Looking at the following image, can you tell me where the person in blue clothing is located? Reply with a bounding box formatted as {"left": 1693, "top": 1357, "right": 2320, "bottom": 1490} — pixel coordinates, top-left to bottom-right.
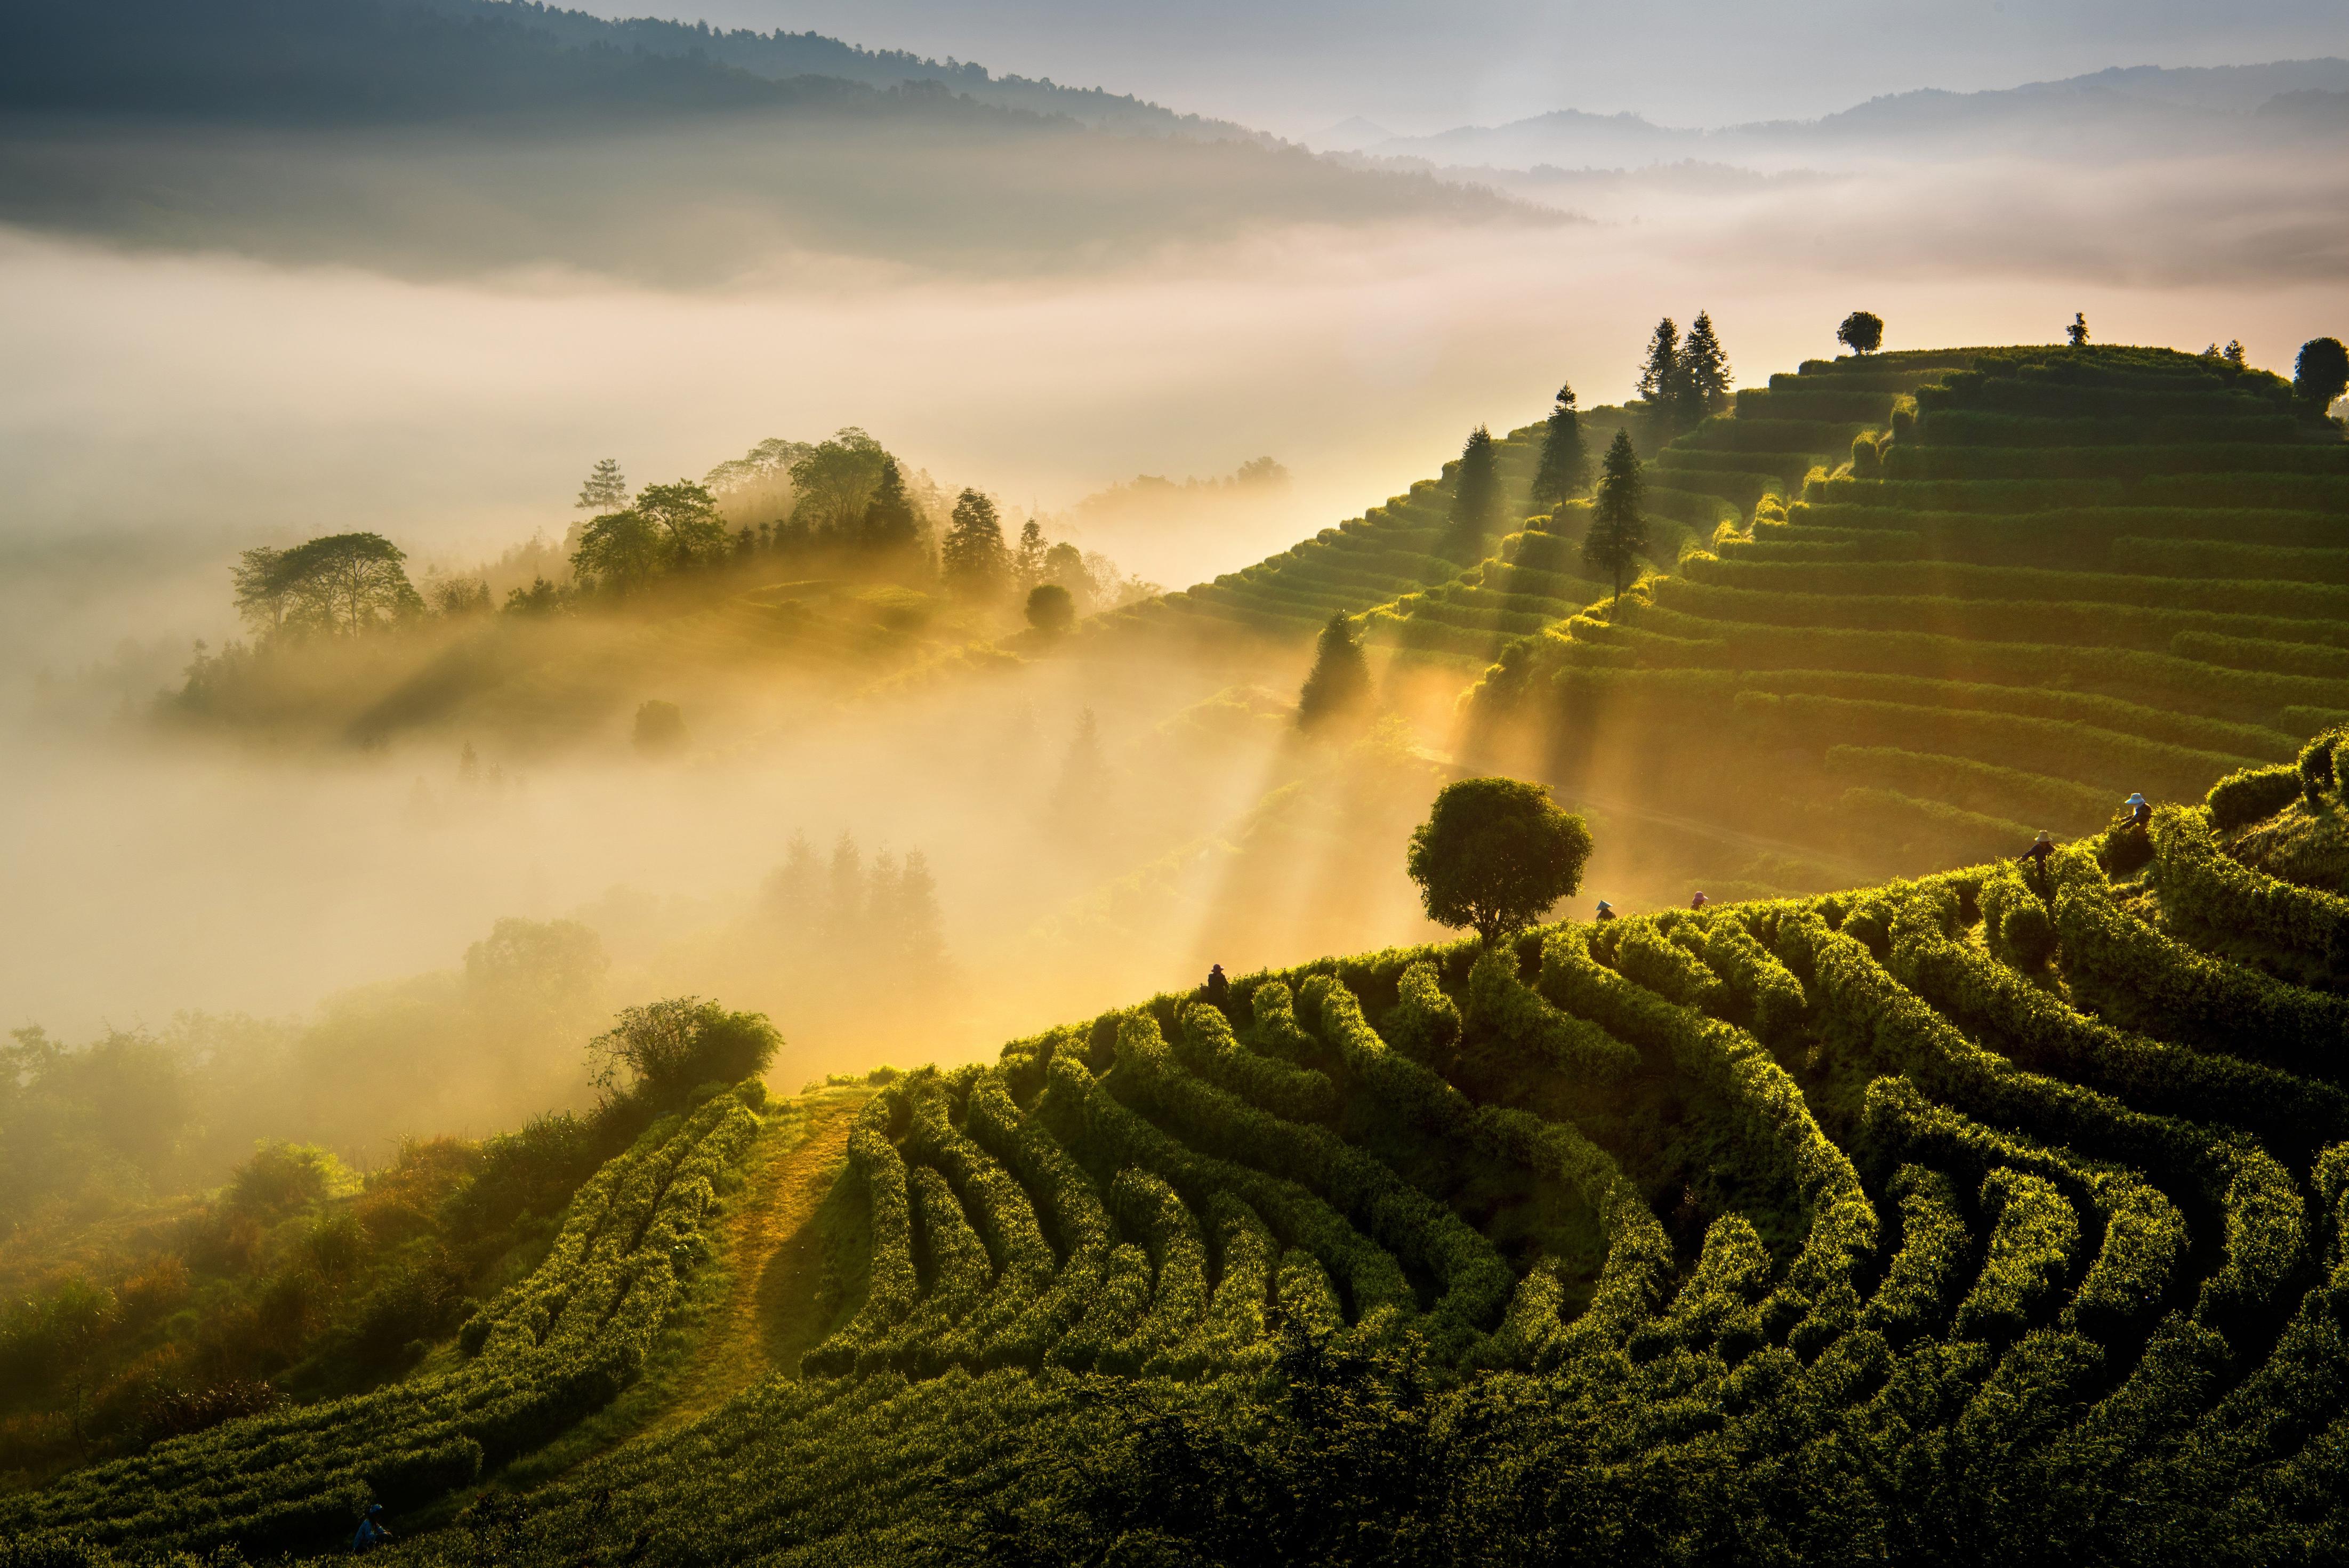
{"left": 2125, "top": 792, "right": 2151, "bottom": 831}
{"left": 352, "top": 1503, "right": 390, "bottom": 1553}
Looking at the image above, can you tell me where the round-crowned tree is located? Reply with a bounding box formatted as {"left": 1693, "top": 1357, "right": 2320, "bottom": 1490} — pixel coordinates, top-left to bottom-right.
{"left": 1025, "top": 582, "right": 1076, "bottom": 635}
{"left": 1405, "top": 777, "right": 1593, "bottom": 945}
{"left": 2294, "top": 337, "right": 2348, "bottom": 412}
{"left": 1836, "top": 311, "right": 1884, "bottom": 355}
{"left": 588, "top": 996, "right": 779, "bottom": 1106}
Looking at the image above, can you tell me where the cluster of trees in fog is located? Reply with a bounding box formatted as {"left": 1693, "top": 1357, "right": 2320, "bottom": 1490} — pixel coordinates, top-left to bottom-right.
{"left": 206, "top": 425, "right": 1157, "bottom": 667}
{"left": 1632, "top": 311, "right": 1734, "bottom": 435}
{"left": 0, "top": 918, "right": 614, "bottom": 1241}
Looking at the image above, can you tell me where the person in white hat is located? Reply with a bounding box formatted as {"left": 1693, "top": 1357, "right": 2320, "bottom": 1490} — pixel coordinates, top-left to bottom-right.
{"left": 1594, "top": 899, "right": 1618, "bottom": 922}
{"left": 2024, "top": 830, "right": 2055, "bottom": 870}
{"left": 2125, "top": 792, "right": 2151, "bottom": 831}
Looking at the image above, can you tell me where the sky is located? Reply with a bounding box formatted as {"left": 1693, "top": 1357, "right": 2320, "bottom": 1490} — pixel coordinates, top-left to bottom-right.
{"left": 571, "top": 0, "right": 2349, "bottom": 135}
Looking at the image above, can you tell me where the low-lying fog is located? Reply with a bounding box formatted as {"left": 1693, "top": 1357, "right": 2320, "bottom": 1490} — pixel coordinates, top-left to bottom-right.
{"left": 4, "top": 145, "right": 2342, "bottom": 1162}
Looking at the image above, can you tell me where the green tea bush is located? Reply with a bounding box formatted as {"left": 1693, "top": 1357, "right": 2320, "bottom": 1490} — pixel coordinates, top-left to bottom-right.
{"left": 1463, "top": 947, "right": 1640, "bottom": 1079}
{"left": 2050, "top": 862, "right": 2349, "bottom": 1074}
{"left": 1173, "top": 1001, "right": 1340, "bottom": 1123}
{"left": 1858, "top": 1166, "right": 1969, "bottom": 1343}
{"left": 1694, "top": 915, "right": 1808, "bottom": 1041}
{"left": 1382, "top": 960, "right": 1464, "bottom": 1064}
{"left": 2206, "top": 762, "right": 2303, "bottom": 830}
{"left": 1980, "top": 862, "right": 2058, "bottom": 969}
{"left": 1098, "top": 1168, "right": 1209, "bottom": 1376}
{"left": 1608, "top": 923, "right": 1727, "bottom": 1013}
{"left": 1952, "top": 1168, "right": 2078, "bottom": 1343}
{"left": 2151, "top": 806, "right": 2349, "bottom": 970}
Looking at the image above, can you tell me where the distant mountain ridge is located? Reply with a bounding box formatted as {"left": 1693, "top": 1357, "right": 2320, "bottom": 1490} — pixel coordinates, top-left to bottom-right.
{"left": 0, "top": 0, "right": 1264, "bottom": 136}
{"left": 1360, "top": 58, "right": 2349, "bottom": 171}
{"left": 420, "top": 0, "right": 1276, "bottom": 142}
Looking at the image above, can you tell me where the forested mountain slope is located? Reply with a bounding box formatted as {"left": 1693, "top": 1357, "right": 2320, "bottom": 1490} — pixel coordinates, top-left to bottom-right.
{"left": 0, "top": 0, "right": 1528, "bottom": 279}
{"left": 421, "top": 0, "right": 1274, "bottom": 141}
{"left": 12, "top": 762, "right": 2349, "bottom": 1563}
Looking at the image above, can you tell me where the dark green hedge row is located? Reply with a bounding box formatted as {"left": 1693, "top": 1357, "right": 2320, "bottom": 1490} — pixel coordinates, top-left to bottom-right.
{"left": 1736, "top": 385, "right": 1905, "bottom": 423}
{"left": 1886, "top": 441, "right": 2348, "bottom": 479}
{"left": 2110, "top": 535, "right": 2349, "bottom": 585}
{"left": 1825, "top": 745, "right": 2115, "bottom": 834}
{"left": 1807, "top": 474, "right": 2349, "bottom": 515}
{"left": 1559, "top": 646, "right": 2302, "bottom": 758}
{"left": 1922, "top": 379, "right": 2287, "bottom": 419}
{"left": 1913, "top": 411, "right": 2313, "bottom": 448}
{"left": 1651, "top": 575, "right": 2349, "bottom": 658}
{"left": 1732, "top": 690, "right": 2254, "bottom": 799}
{"left": 1571, "top": 606, "right": 2349, "bottom": 726}
{"left": 1683, "top": 553, "right": 2349, "bottom": 623}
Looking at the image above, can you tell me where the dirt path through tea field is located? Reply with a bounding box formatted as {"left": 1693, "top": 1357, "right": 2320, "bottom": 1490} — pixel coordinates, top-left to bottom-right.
{"left": 656, "top": 1090, "right": 865, "bottom": 1428}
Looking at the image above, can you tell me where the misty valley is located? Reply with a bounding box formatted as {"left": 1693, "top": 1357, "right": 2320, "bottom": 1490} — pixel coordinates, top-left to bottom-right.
{"left": 5, "top": 2, "right": 2349, "bottom": 1565}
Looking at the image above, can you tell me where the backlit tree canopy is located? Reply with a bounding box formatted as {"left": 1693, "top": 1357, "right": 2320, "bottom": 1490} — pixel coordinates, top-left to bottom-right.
{"left": 231, "top": 533, "right": 423, "bottom": 638}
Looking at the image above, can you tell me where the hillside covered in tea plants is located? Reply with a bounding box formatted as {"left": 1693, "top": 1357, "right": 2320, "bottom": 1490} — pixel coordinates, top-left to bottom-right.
{"left": 1456, "top": 343, "right": 2349, "bottom": 889}
{"left": 10, "top": 747, "right": 2349, "bottom": 1565}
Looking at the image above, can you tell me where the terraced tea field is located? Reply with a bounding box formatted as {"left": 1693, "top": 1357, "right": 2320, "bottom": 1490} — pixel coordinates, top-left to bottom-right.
{"left": 15, "top": 766, "right": 2346, "bottom": 1563}
{"left": 1465, "top": 345, "right": 2349, "bottom": 886}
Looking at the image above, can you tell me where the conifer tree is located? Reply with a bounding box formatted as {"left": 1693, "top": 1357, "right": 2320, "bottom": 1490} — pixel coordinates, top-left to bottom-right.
{"left": 1296, "top": 612, "right": 1372, "bottom": 730}
{"left": 1636, "top": 319, "right": 1679, "bottom": 403}
{"left": 1529, "top": 384, "right": 1588, "bottom": 509}
{"left": 1015, "top": 519, "right": 1049, "bottom": 590}
{"left": 762, "top": 831, "right": 822, "bottom": 938}
{"left": 891, "top": 850, "right": 947, "bottom": 975}
{"left": 1681, "top": 312, "right": 1732, "bottom": 415}
{"left": 858, "top": 456, "right": 921, "bottom": 556}
{"left": 1449, "top": 425, "right": 1502, "bottom": 536}
{"left": 1583, "top": 429, "right": 1648, "bottom": 606}
{"left": 940, "top": 489, "right": 1008, "bottom": 601}
{"left": 2223, "top": 340, "right": 2248, "bottom": 367}
{"left": 576, "top": 459, "right": 628, "bottom": 513}
{"left": 2067, "top": 311, "right": 2090, "bottom": 347}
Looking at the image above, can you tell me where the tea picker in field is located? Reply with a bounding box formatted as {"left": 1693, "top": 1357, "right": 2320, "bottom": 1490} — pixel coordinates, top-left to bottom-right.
{"left": 1204, "top": 964, "right": 1230, "bottom": 1010}
{"left": 2125, "top": 792, "right": 2151, "bottom": 831}
{"left": 2023, "top": 830, "right": 2056, "bottom": 881}
{"left": 1689, "top": 891, "right": 1709, "bottom": 911}
{"left": 351, "top": 1503, "right": 389, "bottom": 1553}
{"left": 1594, "top": 899, "right": 1617, "bottom": 922}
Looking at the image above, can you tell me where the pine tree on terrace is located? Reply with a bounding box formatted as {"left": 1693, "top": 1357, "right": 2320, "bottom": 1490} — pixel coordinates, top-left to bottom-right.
{"left": 858, "top": 456, "right": 921, "bottom": 556}
{"left": 1529, "top": 383, "right": 1589, "bottom": 509}
{"left": 1296, "top": 612, "right": 1372, "bottom": 730}
{"left": 1450, "top": 425, "right": 1501, "bottom": 536}
{"left": 1682, "top": 312, "right": 1733, "bottom": 416}
{"left": 1583, "top": 428, "right": 1648, "bottom": 607}
{"left": 1636, "top": 318, "right": 1680, "bottom": 404}
{"left": 940, "top": 489, "right": 1009, "bottom": 602}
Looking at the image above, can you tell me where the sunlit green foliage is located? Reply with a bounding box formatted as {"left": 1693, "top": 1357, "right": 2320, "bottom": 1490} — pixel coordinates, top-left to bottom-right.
{"left": 1469, "top": 343, "right": 2349, "bottom": 888}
